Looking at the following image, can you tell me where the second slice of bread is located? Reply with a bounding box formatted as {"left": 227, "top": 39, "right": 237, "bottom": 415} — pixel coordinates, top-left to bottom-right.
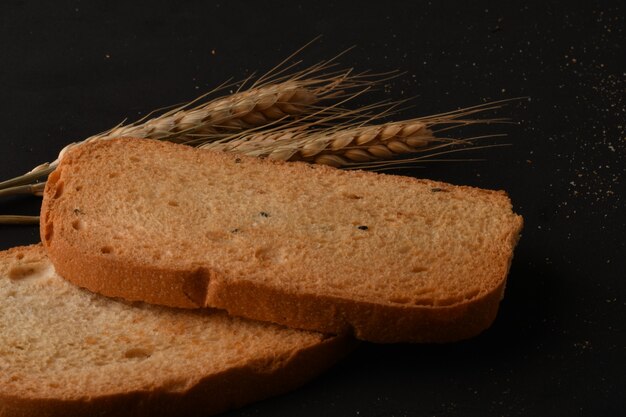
{"left": 42, "top": 138, "right": 523, "bottom": 343}
{"left": 0, "top": 245, "right": 352, "bottom": 417}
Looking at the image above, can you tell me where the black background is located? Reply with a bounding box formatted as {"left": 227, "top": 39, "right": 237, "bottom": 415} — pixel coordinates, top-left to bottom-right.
{"left": 1, "top": 1, "right": 624, "bottom": 416}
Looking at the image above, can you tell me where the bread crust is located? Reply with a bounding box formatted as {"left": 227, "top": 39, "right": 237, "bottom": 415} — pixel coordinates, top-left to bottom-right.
{"left": 0, "top": 245, "right": 355, "bottom": 417}
{"left": 41, "top": 138, "right": 523, "bottom": 343}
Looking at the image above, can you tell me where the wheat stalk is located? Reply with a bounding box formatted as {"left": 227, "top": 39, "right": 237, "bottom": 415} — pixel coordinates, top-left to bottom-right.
{"left": 0, "top": 215, "right": 40, "bottom": 225}
{"left": 0, "top": 183, "right": 45, "bottom": 198}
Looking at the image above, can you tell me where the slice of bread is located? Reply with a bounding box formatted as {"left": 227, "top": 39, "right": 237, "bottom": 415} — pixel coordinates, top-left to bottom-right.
{"left": 41, "top": 138, "right": 523, "bottom": 343}
{"left": 0, "top": 245, "right": 353, "bottom": 417}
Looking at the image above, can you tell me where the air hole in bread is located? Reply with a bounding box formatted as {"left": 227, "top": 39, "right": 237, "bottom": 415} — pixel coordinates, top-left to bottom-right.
{"left": 47, "top": 169, "right": 61, "bottom": 187}
{"left": 108, "top": 172, "right": 119, "bottom": 178}
{"left": 54, "top": 181, "right": 65, "bottom": 198}
{"left": 15, "top": 253, "right": 24, "bottom": 260}
{"left": 254, "top": 246, "right": 286, "bottom": 264}
{"left": 75, "top": 185, "right": 83, "bottom": 191}
{"left": 254, "top": 247, "right": 271, "bottom": 261}
{"left": 130, "top": 156, "right": 140, "bottom": 162}
{"left": 168, "top": 200, "right": 179, "bottom": 207}
{"left": 124, "top": 347, "right": 152, "bottom": 359}
{"left": 100, "top": 246, "right": 113, "bottom": 254}
{"left": 205, "top": 230, "right": 229, "bottom": 242}
{"left": 43, "top": 221, "right": 54, "bottom": 243}
{"left": 71, "top": 219, "right": 84, "bottom": 231}
{"left": 411, "top": 266, "right": 428, "bottom": 273}
{"left": 8, "top": 263, "right": 43, "bottom": 280}
{"left": 343, "top": 193, "right": 363, "bottom": 200}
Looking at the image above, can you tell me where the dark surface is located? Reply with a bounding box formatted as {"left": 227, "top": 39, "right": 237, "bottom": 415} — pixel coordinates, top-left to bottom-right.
{"left": 1, "top": 1, "right": 624, "bottom": 416}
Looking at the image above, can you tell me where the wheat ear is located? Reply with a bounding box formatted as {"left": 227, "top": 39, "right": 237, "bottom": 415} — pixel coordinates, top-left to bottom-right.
{"left": 0, "top": 72, "right": 368, "bottom": 192}
{"left": 93, "top": 80, "right": 342, "bottom": 141}
{"left": 199, "top": 97, "right": 517, "bottom": 168}
{"left": 202, "top": 120, "right": 447, "bottom": 167}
